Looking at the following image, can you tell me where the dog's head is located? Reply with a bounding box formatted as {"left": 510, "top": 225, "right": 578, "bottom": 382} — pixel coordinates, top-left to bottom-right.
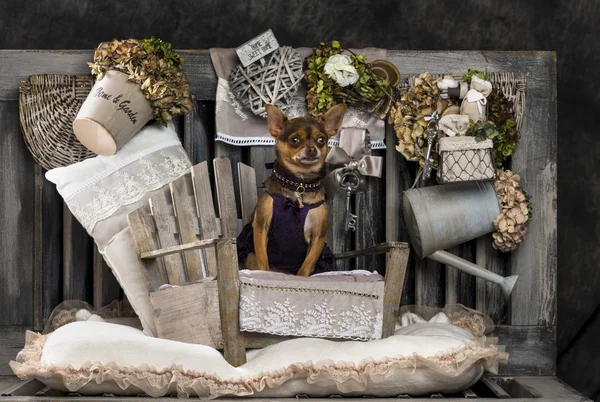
{"left": 266, "top": 104, "right": 346, "bottom": 176}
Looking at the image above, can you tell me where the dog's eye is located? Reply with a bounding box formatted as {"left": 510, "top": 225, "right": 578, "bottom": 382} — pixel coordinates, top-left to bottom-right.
{"left": 317, "top": 137, "right": 326, "bottom": 145}
{"left": 290, "top": 137, "right": 300, "bottom": 145}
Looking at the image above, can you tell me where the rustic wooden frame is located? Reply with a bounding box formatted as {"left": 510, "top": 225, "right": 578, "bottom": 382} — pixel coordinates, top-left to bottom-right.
{"left": 0, "top": 49, "right": 570, "bottom": 400}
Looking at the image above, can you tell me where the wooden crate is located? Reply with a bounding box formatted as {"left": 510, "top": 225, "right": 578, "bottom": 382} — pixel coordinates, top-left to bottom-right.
{"left": 0, "top": 49, "right": 577, "bottom": 400}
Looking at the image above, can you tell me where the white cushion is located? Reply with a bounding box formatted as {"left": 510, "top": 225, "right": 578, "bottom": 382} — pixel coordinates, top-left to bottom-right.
{"left": 10, "top": 317, "right": 505, "bottom": 398}
{"left": 45, "top": 122, "right": 192, "bottom": 336}
{"left": 45, "top": 121, "right": 191, "bottom": 246}
{"left": 101, "top": 228, "right": 156, "bottom": 334}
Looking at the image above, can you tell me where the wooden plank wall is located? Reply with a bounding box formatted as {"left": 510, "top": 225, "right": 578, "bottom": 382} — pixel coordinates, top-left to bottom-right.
{"left": 0, "top": 50, "right": 556, "bottom": 377}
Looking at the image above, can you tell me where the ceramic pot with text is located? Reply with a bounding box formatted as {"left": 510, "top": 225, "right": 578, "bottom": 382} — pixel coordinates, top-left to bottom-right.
{"left": 73, "top": 70, "right": 153, "bottom": 156}
{"left": 73, "top": 37, "right": 192, "bottom": 156}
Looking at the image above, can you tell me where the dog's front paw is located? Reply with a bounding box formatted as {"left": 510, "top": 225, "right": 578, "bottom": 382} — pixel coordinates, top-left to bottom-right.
{"left": 296, "top": 266, "right": 313, "bottom": 277}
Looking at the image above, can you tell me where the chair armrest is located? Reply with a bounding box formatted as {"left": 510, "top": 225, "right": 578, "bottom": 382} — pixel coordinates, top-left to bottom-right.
{"left": 333, "top": 242, "right": 409, "bottom": 260}
{"left": 140, "top": 237, "right": 236, "bottom": 259}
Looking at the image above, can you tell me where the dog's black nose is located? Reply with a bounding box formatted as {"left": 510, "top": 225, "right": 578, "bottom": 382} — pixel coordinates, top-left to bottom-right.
{"left": 306, "top": 147, "right": 317, "bottom": 157}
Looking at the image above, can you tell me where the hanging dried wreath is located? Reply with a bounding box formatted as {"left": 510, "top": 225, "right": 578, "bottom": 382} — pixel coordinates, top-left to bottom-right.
{"left": 304, "top": 41, "right": 395, "bottom": 118}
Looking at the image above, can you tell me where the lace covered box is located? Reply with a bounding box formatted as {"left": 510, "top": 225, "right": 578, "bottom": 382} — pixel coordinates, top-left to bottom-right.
{"left": 238, "top": 270, "right": 385, "bottom": 341}
{"left": 437, "top": 136, "right": 497, "bottom": 184}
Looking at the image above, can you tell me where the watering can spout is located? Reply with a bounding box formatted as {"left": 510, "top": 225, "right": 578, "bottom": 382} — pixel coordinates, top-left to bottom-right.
{"left": 502, "top": 275, "right": 519, "bottom": 298}
{"left": 429, "top": 250, "right": 518, "bottom": 299}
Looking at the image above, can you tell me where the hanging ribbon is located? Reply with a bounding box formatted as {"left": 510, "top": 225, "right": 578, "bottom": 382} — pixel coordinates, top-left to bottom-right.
{"left": 324, "top": 127, "right": 383, "bottom": 197}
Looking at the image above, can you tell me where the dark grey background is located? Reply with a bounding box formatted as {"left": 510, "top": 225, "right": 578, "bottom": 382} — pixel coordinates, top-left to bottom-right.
{"left": 0, "top": 0, "right": 598, "bottom": 399}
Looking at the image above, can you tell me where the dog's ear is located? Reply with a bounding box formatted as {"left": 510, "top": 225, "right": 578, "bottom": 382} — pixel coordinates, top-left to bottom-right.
{"left": 322, "top": 104, "right": 347, "bottom": 137}
{"left": 265, "top": 104, "right": 287, "bottom": 137}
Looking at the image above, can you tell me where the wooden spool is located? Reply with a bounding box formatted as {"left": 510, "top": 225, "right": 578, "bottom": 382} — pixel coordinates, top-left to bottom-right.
{"left": 229, "top": 46, "right": 303, "bottom": 118}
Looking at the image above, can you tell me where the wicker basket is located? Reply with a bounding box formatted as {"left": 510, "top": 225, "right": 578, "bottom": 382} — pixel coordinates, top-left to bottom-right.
{"left": 19, "top": 74, "right": 96, "bottom": 170}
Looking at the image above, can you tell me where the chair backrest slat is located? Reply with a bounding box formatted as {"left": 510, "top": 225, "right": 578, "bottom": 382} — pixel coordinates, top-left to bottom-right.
{"left": 170, "top": 174, "right": 204, "bottom": 282}
{"left": 192, "top": 161, "right": 219, "bottom": 277}
{"left": 237, "top": 162, "right": 257, "bottom": 226}
{"left": 214, "top": 157, "right": 239, "bottom": 237}
{"left": 149, "top": 191, "right": 187, "bottom": 286}
{"left": 127, "top": 205, "right": 169, "bottom": 292}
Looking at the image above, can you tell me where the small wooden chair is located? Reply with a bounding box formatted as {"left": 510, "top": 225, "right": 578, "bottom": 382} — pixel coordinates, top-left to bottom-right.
{"left": 127, "top": 157, "right": 410, "bottom": 366}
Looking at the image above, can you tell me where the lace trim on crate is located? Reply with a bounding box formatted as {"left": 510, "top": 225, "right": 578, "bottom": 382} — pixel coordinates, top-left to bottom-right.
{"left": 216, "top": 131, "right": 386, "bottom": 149}
{"left": 240, "top": 281, "right": 380, "bottom": 299}
{"left": 239, "top": 292, "right": 383, "bottom": 341}
{"left": 68, "top": 146, "right": 191, "bottom": 234}
{"left": 63, "top": 140, "right": 183, "bottom": 200}
{"left": 10, "top": 330, "right": 506, "bottom": 398}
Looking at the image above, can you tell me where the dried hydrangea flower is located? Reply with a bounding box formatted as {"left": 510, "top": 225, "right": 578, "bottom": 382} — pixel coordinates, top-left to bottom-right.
{"left": 87, "top": 37, "right": 192, "bottom": 125}
{"left": 492, "top": 169, "right": 532, "bottom": 252}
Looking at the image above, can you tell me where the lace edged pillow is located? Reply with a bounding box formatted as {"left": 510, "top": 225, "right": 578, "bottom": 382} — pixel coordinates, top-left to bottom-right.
{"left": 10, "top": 317, "right": 506, "bottom": 398}
{"left": 46, "top": 122, "right": 192, "bottom": 246}
{"left": 45, "top": 122, "right": 192, "bottom": 337}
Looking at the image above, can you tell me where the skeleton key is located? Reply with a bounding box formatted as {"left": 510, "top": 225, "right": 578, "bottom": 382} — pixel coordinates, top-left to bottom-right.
{"left": 344, "top": 188, "right": 357, "bottom": 231}
{"left": 423, "top": 118, "right": 440, "bottom": 181}
{"left": 340, "top": 171, "right": 360, "bottom": 231}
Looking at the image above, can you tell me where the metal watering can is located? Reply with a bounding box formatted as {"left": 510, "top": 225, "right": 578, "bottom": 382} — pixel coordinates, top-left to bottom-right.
{"left": 402, "top": 181, "right": 518, "bottom": 298}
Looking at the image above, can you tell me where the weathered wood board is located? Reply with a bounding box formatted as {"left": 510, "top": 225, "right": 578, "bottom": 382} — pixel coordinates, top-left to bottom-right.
{"left": 0, "top": 375, "right": 590, "bottom": 401}
{"left": 0, "top": 101, "right": 35, "bottom": 327}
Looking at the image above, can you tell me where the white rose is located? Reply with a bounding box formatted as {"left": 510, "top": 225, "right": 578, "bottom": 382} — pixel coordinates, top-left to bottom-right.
{"left": 324, "top": 54, "right": 359, "bottom": 87}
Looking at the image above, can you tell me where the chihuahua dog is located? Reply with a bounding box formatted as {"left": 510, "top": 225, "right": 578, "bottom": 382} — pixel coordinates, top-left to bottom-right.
{"left": 236, "top": 103, "right": 347, "bottom": 276}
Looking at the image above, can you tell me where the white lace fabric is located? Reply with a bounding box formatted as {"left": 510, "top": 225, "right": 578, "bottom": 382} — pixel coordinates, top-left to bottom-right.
{"left": 67, "top": 145, "right": 191, "bottom": 234}
{"left": 215, "top": 77, "right": 249, "bottom": 121}
{"left": 239, "top": 274, "right": 385, "bottom": 341}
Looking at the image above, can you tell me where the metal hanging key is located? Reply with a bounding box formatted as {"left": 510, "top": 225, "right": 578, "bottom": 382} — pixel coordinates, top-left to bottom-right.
{"left": 340, "top": 171, "right": 360, "bottom": 231}
{"left": 423, "top": 113, "right": 440, "bottom": 181}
